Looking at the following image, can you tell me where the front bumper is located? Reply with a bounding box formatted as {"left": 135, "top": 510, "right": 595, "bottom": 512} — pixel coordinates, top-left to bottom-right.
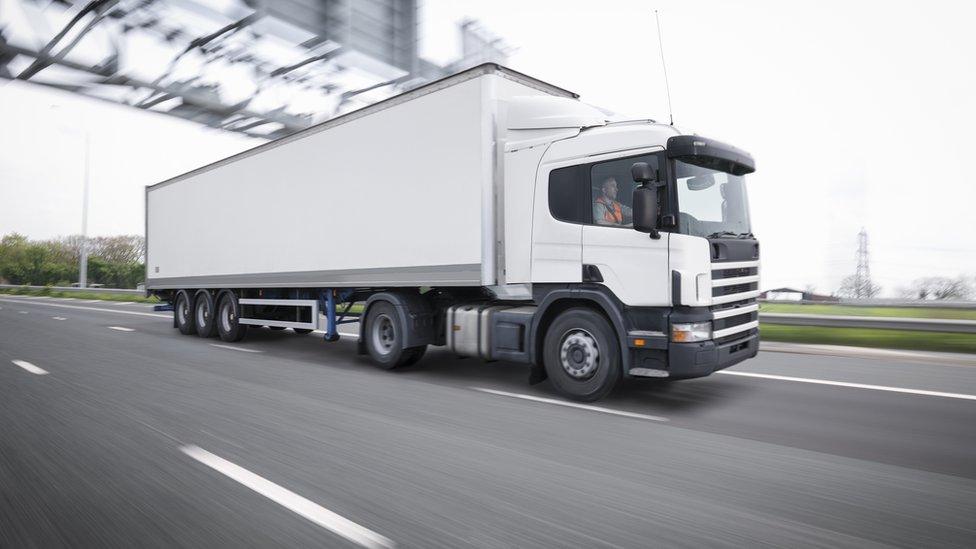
{"left": 661, "top": 331, "right": 758, "bottom": 379}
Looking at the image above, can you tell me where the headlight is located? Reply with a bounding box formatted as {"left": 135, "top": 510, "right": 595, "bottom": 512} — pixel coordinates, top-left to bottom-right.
{"left": 671, "top": 321, "right": 712, "bottom": 342}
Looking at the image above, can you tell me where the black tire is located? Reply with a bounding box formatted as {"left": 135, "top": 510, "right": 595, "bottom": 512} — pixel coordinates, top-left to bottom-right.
{"left": 543, "top": 307, "right": 621, "bottom": 402}
{"left": 174, "top": 290, "right": 196, "bottom": 335}
{"left": 401, "top": 345, "right": 427, "bottom": 366}
{"left": 293, "top": 328, "right": 313, "bottom": 335}
{"left": 216, "top": 292, "right": 248, "bottom": 343}
{"left": 363, "top": 301, "right": 420, "bottom": 369}
{"left": 269, "top": 326, "right": 286, "bottom": 331}
{"left": 194, "top": 291, "right": 217, "bottom": 338}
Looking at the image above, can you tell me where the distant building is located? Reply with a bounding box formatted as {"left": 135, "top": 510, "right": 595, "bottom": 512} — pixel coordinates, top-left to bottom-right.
{"left": 760, "top": 287, "right": 838, "bottom": 302}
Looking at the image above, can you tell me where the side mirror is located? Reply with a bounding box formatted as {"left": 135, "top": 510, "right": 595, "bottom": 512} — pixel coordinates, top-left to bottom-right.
{"left": 631, "top": 162, "right": 657, "bottom": 184}
{"left": 632, "top": 185, "right": 660, "bottom": 236}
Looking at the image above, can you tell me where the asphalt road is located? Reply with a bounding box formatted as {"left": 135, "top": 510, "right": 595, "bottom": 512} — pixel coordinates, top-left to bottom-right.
{"left": 1, "top": 295, "right": 975, "bottom": 548}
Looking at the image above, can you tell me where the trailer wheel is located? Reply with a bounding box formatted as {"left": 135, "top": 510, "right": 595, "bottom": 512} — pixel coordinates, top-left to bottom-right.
{"left": 174, "top": 290, "right": 196, "bottom": 335}
{"left": 293, "top": 328, "right": 313, "bottom": 335}
{"left": 364, "top": 301, "right": 421, "bottom": 369}
{"left": 543, "top": 307, "right": 621, "bottom": 402}
{"left": 269, "top": 326, "right": 286, "bottom": 331}
{"left": 194, "top": 291, "right": 217, "bottom": 338}
{"left": 216, "top": 292, "right": 248, "bottom": 342}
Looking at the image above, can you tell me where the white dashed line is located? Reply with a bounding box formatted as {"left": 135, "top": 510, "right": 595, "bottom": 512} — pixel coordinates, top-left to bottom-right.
{"left": 108, "top": 326, "right": 135, "bottom": 332}
{"left": 210, "top": 344, "right": 263, "bottom": 353}
{"left": 52, "top": 316, "right": 67, "bottom": 320}
{"left": 181, "top": 445, "right": 395, "bottom": 549}
{"left": 12, "top": 360, "right": 48, "bottom": 375}
{"left": 114, "top": 301, "right": 133, "bottom": 305}
{"left": 472, "top": 387, "right": 668, "bottom": 422}
{"left": 18, "top": 311, "right": 28, "bottom": 314}
{"left": 716, "top": 370, "right": 976, "bottom": 401}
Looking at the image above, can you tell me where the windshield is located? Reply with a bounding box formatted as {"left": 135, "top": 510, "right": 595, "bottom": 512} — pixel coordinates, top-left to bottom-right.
{"left": 674, "top": 159, "right": 751, "bottom": 238}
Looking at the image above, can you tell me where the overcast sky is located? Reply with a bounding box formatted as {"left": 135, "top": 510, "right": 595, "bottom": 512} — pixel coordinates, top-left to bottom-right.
{"left": 1, "top": 0, "right": 974, "bottom": 295}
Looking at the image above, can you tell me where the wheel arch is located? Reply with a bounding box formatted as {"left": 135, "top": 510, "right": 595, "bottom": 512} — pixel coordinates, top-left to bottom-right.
{"left": 530, "top": 289, "right": 630, "bottom": 374}
{"left": 359, "top": 291, "right": 437, "bottom": 353}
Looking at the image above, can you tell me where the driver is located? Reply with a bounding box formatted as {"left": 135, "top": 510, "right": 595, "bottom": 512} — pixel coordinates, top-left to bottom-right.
{"left": 593, "top": 177, "right": 632, "bottom": 226}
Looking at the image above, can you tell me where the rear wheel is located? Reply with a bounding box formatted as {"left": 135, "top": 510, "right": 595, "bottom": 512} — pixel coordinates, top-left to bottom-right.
{"left": 543, "top": 307, "right": 621, "bottom": 402}
{"left": 194, "top": 291, "right": 217, "bottom": 338}
{"left": 216, "top": 292, "right": 248, "bottom": 342}
{"left": 293, "top": 328, "right": 313, "bottom": 335}
{"left": 363, "top": 301, "right": 424, "bottom": 369}
{"left": 174, "top": 291, "right": 195, "bottom": 335}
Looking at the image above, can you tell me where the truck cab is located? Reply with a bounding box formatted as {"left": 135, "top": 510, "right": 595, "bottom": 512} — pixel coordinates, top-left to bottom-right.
{"left": 502, "top": 96, "right": 759, "bottom": 394}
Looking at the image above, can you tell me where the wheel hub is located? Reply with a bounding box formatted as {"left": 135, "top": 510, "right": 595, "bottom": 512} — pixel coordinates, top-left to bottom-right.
{"left": 371, "top": 314, "right": 396, "bottom": 355}
{"left": 559, "top": 329, "right": 599, "bottom": 380}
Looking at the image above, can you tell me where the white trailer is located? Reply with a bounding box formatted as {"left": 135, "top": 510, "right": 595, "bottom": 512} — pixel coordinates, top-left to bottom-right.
{"left": 147, "top": 64, "right": 761, "bottom": 401}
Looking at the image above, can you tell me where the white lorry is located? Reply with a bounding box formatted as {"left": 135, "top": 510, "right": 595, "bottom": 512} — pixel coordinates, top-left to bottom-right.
{"left": 146, "top": 64, "right": 760, "bottom": 401}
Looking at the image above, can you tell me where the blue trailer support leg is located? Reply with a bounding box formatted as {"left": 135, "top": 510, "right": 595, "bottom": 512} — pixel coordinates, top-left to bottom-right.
{"left": 319, "top": 289, "right": 358, "bottom": 342}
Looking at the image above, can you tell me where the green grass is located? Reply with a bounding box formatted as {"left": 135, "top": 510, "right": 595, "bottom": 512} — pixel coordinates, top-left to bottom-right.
{"left": 0, "top": 286, "right": 159, "bottom": 303}
{"left": 760, "top": 302, "right": 976, "bottom": 321}
{"left": 759, "top": 324, "right": 976, "bottom": 354}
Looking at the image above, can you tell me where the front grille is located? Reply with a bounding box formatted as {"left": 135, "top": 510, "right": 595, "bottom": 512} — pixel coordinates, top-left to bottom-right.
{"left": 709, "top": 261, "right": 759, "bottom": 342}
{"left": 716, "top": 327, "right": 758, "bottom": 345}
{"left": 713, "top": 282, "right": 758, "bottom": 298}
{"left": 712, "top": 267, "right": 758, "bottom": 280}
{"left": 712, "top": 311, "right": 757, "bottom": 331}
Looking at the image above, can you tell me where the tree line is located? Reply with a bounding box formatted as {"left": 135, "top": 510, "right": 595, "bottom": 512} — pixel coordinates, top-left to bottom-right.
{"left": 0, "top": 233, "right": 145, "bottom": 289}
{"left": 836, "top": 273, "right": 974, "bottom": 300}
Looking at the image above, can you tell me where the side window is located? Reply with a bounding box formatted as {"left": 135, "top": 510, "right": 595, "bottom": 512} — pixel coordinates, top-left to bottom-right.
{"left": 589, "top": 154, "right": 659, "bottom": 228}
{"left": 548, "top": 165, "right": 587, "bottom": 224}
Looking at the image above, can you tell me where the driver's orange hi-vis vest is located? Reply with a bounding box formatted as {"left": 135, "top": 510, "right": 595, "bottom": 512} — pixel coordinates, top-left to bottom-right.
{"left": 596, "top": 196, "right": 623, "bottom": 223}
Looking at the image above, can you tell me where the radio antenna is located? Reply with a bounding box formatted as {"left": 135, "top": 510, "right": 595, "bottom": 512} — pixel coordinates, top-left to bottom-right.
{"left": 654, "top": 10, "right": 674, "bottom": 125}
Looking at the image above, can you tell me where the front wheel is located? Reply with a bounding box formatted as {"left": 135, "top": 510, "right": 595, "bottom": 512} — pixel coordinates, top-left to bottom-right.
{"left": 543, "top": 308, "right": 621, "bottom": 402}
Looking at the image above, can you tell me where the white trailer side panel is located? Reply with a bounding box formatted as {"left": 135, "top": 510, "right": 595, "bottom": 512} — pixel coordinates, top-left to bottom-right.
{"left": 147, "top": 77, "right": 490, "bottom": 289}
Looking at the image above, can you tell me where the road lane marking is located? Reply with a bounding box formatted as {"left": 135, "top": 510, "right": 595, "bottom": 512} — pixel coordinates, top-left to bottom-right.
{"left": 181, "top": 445, "right": 394, "bottom": 549}
{"left": 472, "top": 388, "right": 668, "bottom": 422}
{"left": 210, "top": 344, "right": 263, "bottom": 353}
{"left": 18, "top": 311, "right": 28, "bottom": 314}
{"left": 114, "top": 301, "right": 133, "bottom": 305}
{"left": 52, "top": 316, "right": 67, "bottom": 320}
{"left": 716, "top": 370, "right": 976, "bottom": 401}
{"left": 108, "top": 326, "right": 135, "bottom": 332}
{"left": 12, "top": 360, "right": 48, "bottom": 375}
{"left": 0, "top": 298, "right": 170, "bottom": 318}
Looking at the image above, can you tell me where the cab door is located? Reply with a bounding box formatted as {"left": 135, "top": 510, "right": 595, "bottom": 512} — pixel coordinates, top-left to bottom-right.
{"left": 531, "top": 162, "right": 585, "bottom": 283}
{"left": 581, "top": 151, "right": 671, "bottom": 307}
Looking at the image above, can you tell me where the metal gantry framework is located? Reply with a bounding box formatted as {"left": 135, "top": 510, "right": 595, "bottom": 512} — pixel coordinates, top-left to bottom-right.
{"left": 0, "top": 0, "right": 508, "bottom": 139}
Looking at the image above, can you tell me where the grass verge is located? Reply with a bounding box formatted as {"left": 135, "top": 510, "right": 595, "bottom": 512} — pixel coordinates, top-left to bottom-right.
{"left": 760, "top": 302, "right": 976, "bottom": 321}
{"left": 0, "top": 287, "right": 159, "bottom": 303}
{"left": 759, "top": 324, "right": 976, "bottom": 354}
